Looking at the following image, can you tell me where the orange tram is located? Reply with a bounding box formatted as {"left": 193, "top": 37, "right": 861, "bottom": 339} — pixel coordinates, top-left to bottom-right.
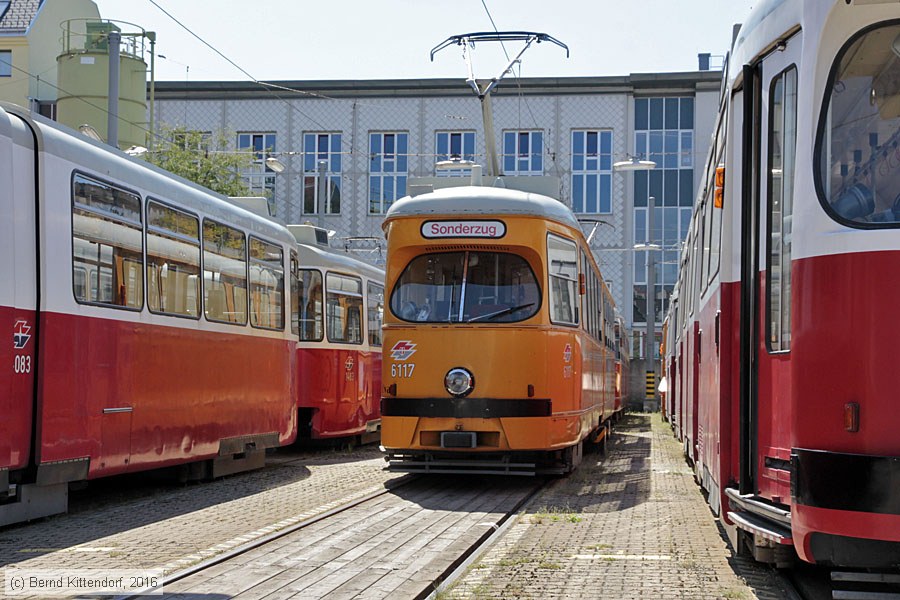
{"left": 380, "top": 185, "right": 625, "bottom": 475}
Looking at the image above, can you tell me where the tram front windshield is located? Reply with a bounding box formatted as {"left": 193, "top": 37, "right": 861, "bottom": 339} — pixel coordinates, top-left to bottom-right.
{"left": 390, "top": 251, "right": 540, "bottom": 323}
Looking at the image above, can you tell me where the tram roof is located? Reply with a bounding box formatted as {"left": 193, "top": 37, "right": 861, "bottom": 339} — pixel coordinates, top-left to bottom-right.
{"left": 296, "top": 241, "right": 385, "bottom": 281}
{"left": 384, "top": 186, "right": 581, "bottom": 232}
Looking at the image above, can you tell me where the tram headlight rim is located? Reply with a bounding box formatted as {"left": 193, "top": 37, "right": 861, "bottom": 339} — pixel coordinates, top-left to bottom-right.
{"left": 444, "top": 367, "right": 475, "bottom": 398}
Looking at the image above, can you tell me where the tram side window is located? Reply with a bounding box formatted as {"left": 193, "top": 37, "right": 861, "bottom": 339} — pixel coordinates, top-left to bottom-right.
{"left": 581, "top": 252, "right": 594, "bottom": 339}
{"left": 768, "top": 66, "right": 798, "bottom": 352}
{"left": 146, "top": 200, "right": 200, "bottom": 318}
{"left": 72, "top": 174, "right": 143, "bottom": 309}
{"left": 547, "top": 234, "right": 578, "bottom": 326}
{"left": 249, "top": 238, "right": 285, "bottom": 330}
{"left": 367, "top": 281, "right": 384, "bottom": 347}
{"left": 326, "top": 273, "right": 363, "bottom": 344}
{"left": 818, "top": 23, "right": 900, "bottom": 226}
{"left": 203, "top": 220, "right": 248, "bottom": 325}
{"left": 298, "top": 269, "right": 324, "bottom": 341}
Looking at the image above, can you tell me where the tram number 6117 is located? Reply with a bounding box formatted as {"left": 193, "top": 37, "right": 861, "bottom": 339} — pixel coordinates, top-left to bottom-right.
{"left": 391, "top": 363, "right": 415, "bottom": 378}
{"left": 14, "top": 354, "right": 31, "bottom": 374}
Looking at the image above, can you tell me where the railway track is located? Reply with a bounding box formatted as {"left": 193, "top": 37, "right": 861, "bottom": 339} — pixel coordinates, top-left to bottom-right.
{"left": 115, "top": 475, "right": 549, "bottom": 599}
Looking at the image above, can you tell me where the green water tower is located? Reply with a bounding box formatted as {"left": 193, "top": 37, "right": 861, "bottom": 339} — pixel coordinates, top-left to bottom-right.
{"left": 56, "top": 19, "right": 150, "bottom": 149}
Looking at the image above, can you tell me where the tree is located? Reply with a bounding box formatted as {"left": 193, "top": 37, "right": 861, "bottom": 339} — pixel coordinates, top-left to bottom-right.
{"left": 144, "top": 125, "right": 258, "bottom": 198}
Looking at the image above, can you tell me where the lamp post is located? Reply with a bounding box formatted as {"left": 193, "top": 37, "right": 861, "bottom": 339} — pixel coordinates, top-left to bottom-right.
{"left": 632, "top": 198, "right": 660, "bottom": 411}
{"left": 646, "top": 195, "right": 657, "bottom": 402}
{"left": 613, "top": 155, "right": 657, "bottom": 409}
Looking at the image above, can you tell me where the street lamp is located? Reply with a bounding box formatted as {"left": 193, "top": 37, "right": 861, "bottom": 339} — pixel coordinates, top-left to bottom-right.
{"left": 264, "top": 156, "right": 286, "bottom": 173}
{"left": 634, "top": 195, "right": 659, "bottom": 364}
{"left": 614, "top": 155, "right": 657, "bottom": 409}
{"left": 613, "top": 156, "right": 657, "bottom": 171}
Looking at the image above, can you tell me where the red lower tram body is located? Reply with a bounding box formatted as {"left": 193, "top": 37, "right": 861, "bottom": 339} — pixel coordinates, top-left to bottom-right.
{"left": 36, "top": 312, "right": 296, "bottom": 475}
{"left": 2, "top": 309, "right": 297, "bottom": 526}
{"left": 297, "top": 346, "right": 381, "bottom": 441}
{"left": 789, "top": 252, "right": 900, "bottom": 564}
{"left": 671, "top": 253, "right": 900, "bottom": 567}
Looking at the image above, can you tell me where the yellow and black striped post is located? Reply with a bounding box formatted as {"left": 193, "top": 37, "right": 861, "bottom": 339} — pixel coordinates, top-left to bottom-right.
{"left": 645, "top": 371, "right": 656, "bottom": 399}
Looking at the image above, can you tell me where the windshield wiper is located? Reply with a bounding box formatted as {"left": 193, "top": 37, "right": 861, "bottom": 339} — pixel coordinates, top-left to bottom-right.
{"left": 467, "top": 302, "right": 535, "bottom": 323}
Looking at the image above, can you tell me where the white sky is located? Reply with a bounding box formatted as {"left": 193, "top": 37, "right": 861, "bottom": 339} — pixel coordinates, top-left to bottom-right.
{"left": 91, "top": 1, "right": 756, "bottom": 83}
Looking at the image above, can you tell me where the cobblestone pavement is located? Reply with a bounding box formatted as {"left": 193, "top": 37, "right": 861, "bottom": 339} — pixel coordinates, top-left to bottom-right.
{"left": 446, "top": 413, "right": 793, "bottom": 600}
{"left": 0, "top": 445, "right": 404, "bottom": 591}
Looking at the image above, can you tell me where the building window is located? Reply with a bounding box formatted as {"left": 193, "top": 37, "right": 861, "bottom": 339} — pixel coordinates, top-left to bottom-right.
{"left": 369, "top": 132, "right": 408, "bottom": 214}
{"left": 435, "top": 131, "right": 476, "bottom": 176}
{"left": 0, "top": 50, "right": 10, "bottom": 77}
{"left": 175, "top": 129, "right": 211, "bottom": 152}
{"left": 303, "top": 132, "right": 342, "bottom": 215}
{"left": 237, "top": 132, "right": 277, "bottom": 214}
{"left": 632, "top": 97, "right": 694, "bottom": 325}
{"left": 36, "top": 101, "right": 56, "bottom": 120}
{"left": 503, "top": 130, "right": 543, "bottom": 175}
{"left": 571, "top": 130, "right": 613, "bottom": 214}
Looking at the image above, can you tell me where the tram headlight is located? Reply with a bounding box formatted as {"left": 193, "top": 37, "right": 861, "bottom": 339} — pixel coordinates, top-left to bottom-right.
{"left": 444, "top": 368, "right": 474, "bottom": 398}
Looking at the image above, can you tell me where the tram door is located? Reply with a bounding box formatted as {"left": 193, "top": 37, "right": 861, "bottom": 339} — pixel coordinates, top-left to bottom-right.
{"left": 738, "top": 34, "right": 801, "bottom": 500}
{"left": 1, "top": 109, "right": 38, "bottom": 482}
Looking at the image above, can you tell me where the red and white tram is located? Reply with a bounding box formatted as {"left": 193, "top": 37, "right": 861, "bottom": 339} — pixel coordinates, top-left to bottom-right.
{"left": 664, "top": 0, "right": 900, "bottom": 567}
{"left": 0, "top": 102, "right": 297, "bottom": 525}
{"left": 291, "top": 225, "right": 384, "bottom": 442}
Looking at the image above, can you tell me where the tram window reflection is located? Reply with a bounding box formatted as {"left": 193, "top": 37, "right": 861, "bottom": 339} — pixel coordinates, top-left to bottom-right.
{"left": 326, "top": 272, "right": 364, "bottom": 344}
{"left": 298, "top": 269, "right": 324, "bottom": 341}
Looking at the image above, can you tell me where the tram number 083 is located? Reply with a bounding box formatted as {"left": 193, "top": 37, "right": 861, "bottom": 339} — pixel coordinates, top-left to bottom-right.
{"left": 391, "top": 363, "right": 415, "bottom": 378}
{"left": 14, "top": 354, "right": 32, "bottom": 374}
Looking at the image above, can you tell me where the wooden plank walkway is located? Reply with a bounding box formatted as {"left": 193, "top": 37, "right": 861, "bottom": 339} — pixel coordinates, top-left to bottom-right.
{"left": 161, "top": 476, "right": 539, "bottom": 599}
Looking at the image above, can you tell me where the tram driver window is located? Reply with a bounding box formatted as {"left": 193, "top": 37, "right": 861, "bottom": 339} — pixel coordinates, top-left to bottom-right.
{"left": 819, "top": 23, "right": 900, "bottom": 226}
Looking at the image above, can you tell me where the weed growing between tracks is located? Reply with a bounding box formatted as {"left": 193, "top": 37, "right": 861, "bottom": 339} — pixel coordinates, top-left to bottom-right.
{"left": 528, "top": 504, "right": 582, "bottom": 524}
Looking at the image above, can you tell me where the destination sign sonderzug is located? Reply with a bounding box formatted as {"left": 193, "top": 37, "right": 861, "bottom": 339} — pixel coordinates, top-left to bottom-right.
{"left": 420, "top": 220, "right": 506, "bottom": 239}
